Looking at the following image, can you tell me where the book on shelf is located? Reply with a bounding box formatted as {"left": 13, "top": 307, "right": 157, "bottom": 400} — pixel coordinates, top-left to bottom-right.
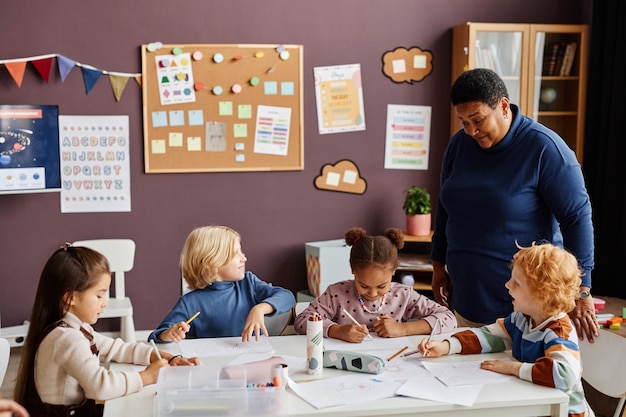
{"left": 542, "top": 41, "right": 561, "bottom": 76}
{"left": 553, "top": 42, "right": 567, "bottom": 77}
{"left": 559, "top": 41, "right": 577, "bottom": 76}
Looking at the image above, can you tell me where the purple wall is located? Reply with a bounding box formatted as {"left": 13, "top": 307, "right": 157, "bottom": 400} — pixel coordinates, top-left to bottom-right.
{"left": 0, "top": 0, "right": 587, "bottom": 331}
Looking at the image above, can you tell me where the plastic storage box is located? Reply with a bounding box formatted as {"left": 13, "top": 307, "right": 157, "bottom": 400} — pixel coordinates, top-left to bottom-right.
{"left": 154, "top": 365, "right": 287, "bottom": 417}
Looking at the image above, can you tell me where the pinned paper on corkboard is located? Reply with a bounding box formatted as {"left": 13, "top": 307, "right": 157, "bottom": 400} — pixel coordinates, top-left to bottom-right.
{"left": 382, "top": 46, "right": 433, "bottom": 84}
{"left": 313, "top": 159, "right": 367, "bottom": 195}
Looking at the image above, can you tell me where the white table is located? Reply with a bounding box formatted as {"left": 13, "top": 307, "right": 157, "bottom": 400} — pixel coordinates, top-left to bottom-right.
{"left": 103, "top": 335, "right": 568, "bottom": 417}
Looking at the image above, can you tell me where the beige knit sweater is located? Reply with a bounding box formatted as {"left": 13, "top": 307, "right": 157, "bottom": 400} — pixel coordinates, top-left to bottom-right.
{"left": 34, "top": 312, "right": 152, "bottom": 404}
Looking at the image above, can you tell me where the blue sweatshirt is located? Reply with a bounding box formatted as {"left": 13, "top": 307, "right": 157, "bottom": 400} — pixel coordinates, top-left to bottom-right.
{"left": 431, "top": 104, "right": 594, "bottom": 323}
{"left": 149, "top": 271, "right": 295, "bottom": 341}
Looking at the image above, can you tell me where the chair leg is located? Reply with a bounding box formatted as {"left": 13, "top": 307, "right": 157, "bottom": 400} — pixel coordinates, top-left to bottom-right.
{"left": 613, "top": 397, "right": 625, "bottom": 417}
{"left": 120, "top": 316, "right": 136, "bottom": 343}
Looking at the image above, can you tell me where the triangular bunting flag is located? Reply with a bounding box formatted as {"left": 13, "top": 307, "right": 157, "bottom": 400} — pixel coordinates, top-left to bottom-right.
{"left": 134, "top": 75, "right": 142, "bottom": 87}
{"left": 5, "top": 61, "right": 27, "bottom": 88}
{"left": 108, "top": 74, "right": 130, "bottom": 101}
{"left": 57, "top": 55, "right": 77, "bottom": 82}
{"left": 31, "top": 57, "right": 54, "bottom": 83}
{"left": 81, "top": 66, "right": 103, "bottom": 94}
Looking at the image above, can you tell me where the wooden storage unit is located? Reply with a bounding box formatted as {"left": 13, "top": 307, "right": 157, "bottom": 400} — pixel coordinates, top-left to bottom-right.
{"left": 451, "top": 23, "right": 588, "bottom": 164}
{"left": 397, "top": 231, "right": 433, "bottom": 293}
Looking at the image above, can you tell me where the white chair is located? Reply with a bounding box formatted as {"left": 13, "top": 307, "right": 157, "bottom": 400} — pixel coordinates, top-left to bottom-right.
{"left": 0, "top": 311, "right": 29, "bottom": 348}
{"left": 264, "top": 310, "right": 292, "bottom": 336}
{"left": 294, "top": 301, "right": 310, "bottom": 317}
{"left": 0, "top": 336, "right": 9, "bottom": 387}
{"left": 73, "top": 239, "right": 137, "bottom": 342}
{"left": 579, "top": 329, "right": 626, "bottom": 417}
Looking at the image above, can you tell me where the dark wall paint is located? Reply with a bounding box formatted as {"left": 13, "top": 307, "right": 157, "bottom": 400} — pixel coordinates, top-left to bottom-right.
{"left": 0, "top": 0, "right": 587, "bottom": 331}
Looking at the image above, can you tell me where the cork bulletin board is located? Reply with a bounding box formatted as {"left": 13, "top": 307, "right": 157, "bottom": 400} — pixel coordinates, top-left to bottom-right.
{"left": 141, "top": 43, "right": 303, "bottom": 173}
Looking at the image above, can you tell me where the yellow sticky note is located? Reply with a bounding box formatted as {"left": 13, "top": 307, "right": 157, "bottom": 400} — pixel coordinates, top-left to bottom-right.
{"left": 187, "top": 136, "right": 201, "bottom": 151}
{"left": 169, "top": 132, "right": 183, "bottom": 147}
{"left": 233, "top": 123, "right": 248, "bottom": 138}
{"left": 238, "top": 104, "right": 252, "bottom": 119}
{"left": 151, "top": 139, "right": 166, "bottom": 154}
{"left": 219, "top": 101, "right": 233, "bottom": 116}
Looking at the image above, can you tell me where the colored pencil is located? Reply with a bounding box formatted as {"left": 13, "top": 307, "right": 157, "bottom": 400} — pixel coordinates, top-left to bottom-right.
{"left": 186, "top": 311, "right": 200, "bottom": 325}
{"left": 342, "top": 308, "right": 374, "bottom": 340}
{"left": 387, "top": 345, "right": 408, "bottom": 361}
{"left": 150, "top": 339, "right": 162, "bottom": 360}
{"left": 402, "top": 318, "right": 440, "bottom": 357}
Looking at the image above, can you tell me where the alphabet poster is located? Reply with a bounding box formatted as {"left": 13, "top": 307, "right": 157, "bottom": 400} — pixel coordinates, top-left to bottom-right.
{"left": 58, "top": 115, "right": 131, "bottom": 213}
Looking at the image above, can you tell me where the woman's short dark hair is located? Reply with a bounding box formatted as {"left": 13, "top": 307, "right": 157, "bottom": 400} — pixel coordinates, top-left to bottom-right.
{"left": 450, "top": 68, "right": 509, "bottom": 108}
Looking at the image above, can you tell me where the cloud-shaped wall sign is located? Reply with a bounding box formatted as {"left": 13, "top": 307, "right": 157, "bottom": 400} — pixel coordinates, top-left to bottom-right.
{"left": 382, "top": 46, "right": 433, "bottom": 84}
{"left": 314, "top": 159, "right": 367, "bottom": 195}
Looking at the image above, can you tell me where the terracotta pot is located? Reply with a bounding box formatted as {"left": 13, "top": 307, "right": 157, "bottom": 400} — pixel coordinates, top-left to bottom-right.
{"left": 406, "top": 213, "right": 431, "bottom": 236}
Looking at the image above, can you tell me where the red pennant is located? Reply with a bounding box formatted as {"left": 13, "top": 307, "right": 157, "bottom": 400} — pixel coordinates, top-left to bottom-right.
{"left": 5, "top": 61, "right": 27, "bottom": 88}
{"left": 31, "top": 57, "right": 54, "bottom": 83}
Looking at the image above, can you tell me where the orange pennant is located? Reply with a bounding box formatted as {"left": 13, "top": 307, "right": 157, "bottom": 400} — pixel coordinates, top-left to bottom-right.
{"left": 108, "top": 74, "right": 130, "bottom": 101}
{"left": 134, "top": 75, "right": 142, "bottom": 87}
{"left": 31, "top": 57, "right": 54, "bottom": 83}
{"left": 5, "top": 61, "right": 27, "bottom": 88}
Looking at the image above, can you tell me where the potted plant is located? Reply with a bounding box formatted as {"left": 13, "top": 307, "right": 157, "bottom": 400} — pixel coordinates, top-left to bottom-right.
{"left": 403, "top": 186, "right": 432, "bottom": 236}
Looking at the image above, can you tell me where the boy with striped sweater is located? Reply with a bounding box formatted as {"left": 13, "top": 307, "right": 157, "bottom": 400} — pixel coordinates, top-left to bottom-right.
{"left": 419, "top": 242, "right": 595, "bottom": 417}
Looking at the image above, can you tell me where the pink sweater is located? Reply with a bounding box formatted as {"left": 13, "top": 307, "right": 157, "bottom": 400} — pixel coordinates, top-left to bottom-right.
{"left": 294, "top": 280, "right": 456, "bottom": 337}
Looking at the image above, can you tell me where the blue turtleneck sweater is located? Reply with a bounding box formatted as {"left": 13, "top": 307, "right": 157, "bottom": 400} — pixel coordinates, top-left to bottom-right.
{"left": 431, "top": 104, "right": 594, "bottom": 323}
{"left": 149, "top": 271, "right": 295, "bottom": 341}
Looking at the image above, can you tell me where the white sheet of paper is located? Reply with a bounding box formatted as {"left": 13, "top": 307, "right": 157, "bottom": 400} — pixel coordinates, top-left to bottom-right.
{"left": 288, "top": 373, "right": 400, "bottom": 409}
{"left": 179, "top": 336, "right": 274, "bottom": 358}
{"left": 396, "top": 373, "right": 483, "bottom": 406}
{"left": 421, "top": 360, "right": 515, "bottom": 386}
{"left": 323, "top": 334, "right": 414, "bottom": 352}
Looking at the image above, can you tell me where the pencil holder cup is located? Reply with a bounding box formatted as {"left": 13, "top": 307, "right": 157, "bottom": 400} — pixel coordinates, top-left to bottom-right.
{"left": 306, "top": 318, "right": 323, "bottom": 376}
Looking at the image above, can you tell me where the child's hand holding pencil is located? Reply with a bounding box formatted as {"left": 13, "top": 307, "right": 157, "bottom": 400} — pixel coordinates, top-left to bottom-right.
{"left": 157, "top": 312, "right": 200, "bottom": 343}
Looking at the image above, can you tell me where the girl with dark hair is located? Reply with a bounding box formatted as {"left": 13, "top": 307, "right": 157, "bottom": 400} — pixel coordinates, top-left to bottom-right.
{"left": 14, "top": 244, "right": 198, "bottom": 417}
{"left": 295, "top": 227, "right": 456, "bottom": 343}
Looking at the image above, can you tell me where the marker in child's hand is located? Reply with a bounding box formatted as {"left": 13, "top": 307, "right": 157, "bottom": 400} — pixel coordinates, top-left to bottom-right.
{"left": 150, "top": 339, "right": 162, "bottom": 360}
{"left": 186, "top": 311, "right": 200, "bottom": 325}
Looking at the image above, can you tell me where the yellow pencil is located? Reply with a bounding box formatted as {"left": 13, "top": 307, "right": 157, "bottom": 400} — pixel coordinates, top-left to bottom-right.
{"left": 186, "top": 311, "right": 200, "bottom": 325}
{"left": 387, "top": 345, "right": 408, "bottom": 362}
